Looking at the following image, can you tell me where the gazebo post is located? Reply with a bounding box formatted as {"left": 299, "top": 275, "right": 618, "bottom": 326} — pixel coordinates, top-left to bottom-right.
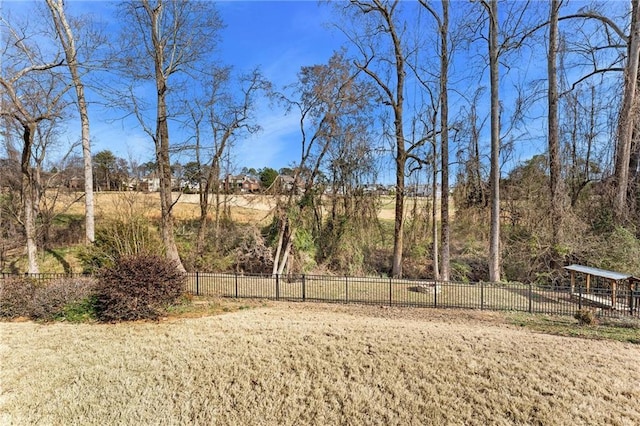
{"left": 586, "top": 274, "right": 591, "bottom": 293}
{"left": 570, "top": 270, "right": 575, "bottom": 293}
{"left": 611, "top": 279, "right": 617, "bottom": 310}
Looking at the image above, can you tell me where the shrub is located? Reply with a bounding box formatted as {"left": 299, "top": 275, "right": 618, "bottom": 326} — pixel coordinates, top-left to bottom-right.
{"left": 574, "top": 309, "right": 596, "bottom": 326}
{"left": 95, "top": 254, "right": 186, "bottom": 322}
{"left": 29, "top": 277, "right": 97, "bottom": 321}
{"left": 78, "top": 217, "right": 163, "bottom": 273}
{"left": 0, "top": 276, "right": 36, "bottom": 319}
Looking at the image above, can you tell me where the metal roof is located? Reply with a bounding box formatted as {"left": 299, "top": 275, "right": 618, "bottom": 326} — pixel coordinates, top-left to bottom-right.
{"left": 564, "top": 264, "right": 634, "bottom": 281}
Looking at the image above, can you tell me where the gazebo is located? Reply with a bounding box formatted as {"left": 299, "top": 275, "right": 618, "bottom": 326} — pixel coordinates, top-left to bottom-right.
{"left": 564, "top": 264, "right": 640, "bottom": 313}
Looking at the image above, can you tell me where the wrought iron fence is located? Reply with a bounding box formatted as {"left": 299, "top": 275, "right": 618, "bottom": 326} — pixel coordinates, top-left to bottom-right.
{"left": 185, "top": 272, "right": 640, "bottom": 318}
{"left": 2, "top": 272, "right": 638, "bottom": 318}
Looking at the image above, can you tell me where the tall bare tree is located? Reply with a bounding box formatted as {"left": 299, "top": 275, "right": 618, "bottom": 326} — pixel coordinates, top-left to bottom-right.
{"left": 480, "top": 0, "right": 502, "bottom": 282}
{"left": 117, "top": 0, "right": 223, "bottom": 271}
{"left": 346, "top": 0, "right": 409, "bottom": 277}
{"left": 419, "top": 0, "right": 451, "bottom": 281}
{"left": 548, "top": 0, "right": 564, "bottom": 254}
{"left": 556, "top": 2, "right": 639, "bottom": 220}
{"left": 45, "top": 0, "right": 96, "bottom": 244}
{"left": 0, "top": 17, "right": 68, "bottom": 273}
{"left": 613, "top": 0, "right": 640, "bottom": 220}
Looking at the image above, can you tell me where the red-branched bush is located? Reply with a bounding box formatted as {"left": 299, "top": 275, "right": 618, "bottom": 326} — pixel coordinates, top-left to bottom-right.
{"left": 95, "top": 254, "right": 186, "bottom": 322}
{"left": 0, "top": 276, "right": 36, "bottom": 319}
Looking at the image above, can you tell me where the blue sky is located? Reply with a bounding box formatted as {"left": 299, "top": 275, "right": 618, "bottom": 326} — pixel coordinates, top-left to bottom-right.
{"left": 3, "top": 0, "right": 350, "bottom": 173}
{"left": 2, "top": 0, "right": 629, "bottom": 183}
{"left": 213, "top": 1, "right": 348, "bottom": 174}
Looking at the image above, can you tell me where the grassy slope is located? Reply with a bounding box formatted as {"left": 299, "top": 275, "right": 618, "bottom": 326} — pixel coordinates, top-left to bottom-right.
{"left": 1, "top": 303, "right": 639, "bottom": 425}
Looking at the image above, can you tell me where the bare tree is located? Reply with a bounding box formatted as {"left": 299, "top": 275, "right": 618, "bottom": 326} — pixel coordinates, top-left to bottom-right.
{"left": 187, "top": 67, "right": 269, "bottom": 254}
{"left": 272, "top": 51, "right": 373, "bottom": 275}
{"left": 555, "top": 2, "right": 639, "bottom": 220}
{"left": 475, "top": 0, "right": 536, "bottom": 282}
{"left": 116, "top": 0, "right": 223, "bottom": 271}
{"left": 548, "top": 0, "right": 564, "bottom": 255}
{"left": 45, "top": 0, "right": 96, "bottom": 244}
{"left": 562, "top": 83, "right": 601, "bottom": 208}
{"left": 346, "top": 0, "right": 410, "bottom": 277}
{"left": 613, "top": 0, "right": 639, "bottom": 220}
{"left": 0, "top": 17, "right": 68, "bottom": 273}
{"left": 480, "top": 0, "right": 502, "bottom": 282}
{"left": 419, "top": 0, "right": 451, "bottom": 281}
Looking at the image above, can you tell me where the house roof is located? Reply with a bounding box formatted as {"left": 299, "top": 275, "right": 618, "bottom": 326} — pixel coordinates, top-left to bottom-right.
{"left": 564, "top": 264, "right": 636, "bottom": 281}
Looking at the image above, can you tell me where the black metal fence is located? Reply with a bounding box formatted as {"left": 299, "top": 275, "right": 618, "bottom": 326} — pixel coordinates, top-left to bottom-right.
{"left": 2, "top": 272, "right": 639, "bottom": 318}
{"left": 186, "top": 272, "right": 640, "bottom": 318}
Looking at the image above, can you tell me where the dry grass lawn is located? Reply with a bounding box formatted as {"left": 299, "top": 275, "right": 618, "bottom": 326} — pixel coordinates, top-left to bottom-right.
{"left": 1, "top": 303, "right": 639, "bottom": 425}
{"left": 59, "top": 191, "right": 435, "bottom": 223}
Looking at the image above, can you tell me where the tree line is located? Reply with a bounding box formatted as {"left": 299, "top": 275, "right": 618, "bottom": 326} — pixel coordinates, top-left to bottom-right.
{"left": 1, "top": 0, "right": 638, "bottom": 280}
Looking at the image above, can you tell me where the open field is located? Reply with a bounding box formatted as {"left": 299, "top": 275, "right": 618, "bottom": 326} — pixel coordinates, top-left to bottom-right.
{"left": 58, "top": 191, "right": 436, "bottom": 223}
{"left": 1, "top": 302, "right": 639, "bottom": 425}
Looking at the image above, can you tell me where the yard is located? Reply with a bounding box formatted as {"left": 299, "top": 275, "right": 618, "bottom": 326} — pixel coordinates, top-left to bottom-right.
{"left": 1, "top": 302, "right": 639, "bottom": 425}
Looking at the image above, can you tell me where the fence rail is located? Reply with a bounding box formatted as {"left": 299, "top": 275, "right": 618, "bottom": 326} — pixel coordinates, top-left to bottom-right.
{"left": 185, "top": 272, "right": 640, "bottom": 318}
{"left": 2, "top": 272, "right": 638, "bottom": 318}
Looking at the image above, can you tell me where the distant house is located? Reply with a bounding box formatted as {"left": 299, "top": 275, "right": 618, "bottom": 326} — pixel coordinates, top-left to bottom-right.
{"left": 269, "top": 174, "right": 306, "bottom": 194}
{"left": 140, "top": 172, "right": 161, "bottom": 192}
{"left": 221, "top": 174, "right": 261, "bottom": 193}
{"left": 67, "top": 176, "right": 84, "bottom": 190}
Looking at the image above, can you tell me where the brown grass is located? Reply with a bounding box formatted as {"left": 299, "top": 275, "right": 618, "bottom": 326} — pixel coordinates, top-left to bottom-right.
{"left": 1, "top": 303, "right": 639, "bottom": 425}
{"left": 58, "top": 192, "right": 438, "bottom": 224}
{"left": 59, "top": 191, "right": 278, "bottom": 224}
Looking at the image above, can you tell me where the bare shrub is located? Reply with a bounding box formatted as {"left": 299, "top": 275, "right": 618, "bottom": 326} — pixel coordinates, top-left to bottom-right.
{"left": 574, "top": 308, "right": 596, "bottom": 326}
{"left": 95, "top": 254, "right": 186, "bottom": 322}
{"left": 0, "top": 276, "right": 36, "bottom": 319}
{"left": 29, "top": 277, "right": 97, "bottom": 321}
{"left": 235, "top": 226, "right": 273, "bottom": 274}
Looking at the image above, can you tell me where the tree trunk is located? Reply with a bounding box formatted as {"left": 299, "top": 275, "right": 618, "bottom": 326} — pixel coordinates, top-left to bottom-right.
{"left": 392, "top": 148, "right": 405, "bottom": 278}
{"left": 631, "top": 71, "right": 640, "bottom": 184}
{"left": 277, "top": 232, "right": 294, "bottom": 276}
{"left": 156, "top": 90, "right": 184, "bottom": 271}
{"left": 196, "top": 160, "right": 219, "bottom": 254}
{"left": 391, "top": 22, "right": 406, "bottom": 279}
{"left": 439, "top": 0, "right": 450, "bottom": 282}
{"left": 432, "top": 140, "right": 440, "bottom": 280}
{"left": 147, "top": 1, "right": 184, "bottom": 272}
{"left": 548, "top": 0, "right": 563, "bottom": 253}
{"left": 45, "top": 0, "right": 95, "bottom": 244}
{"left": 21, "top": 124, "right": 39, "bottom": 274}
{"left": 488, "top": 0, "right": 501, "bottom": 282}
{"left": 272, "top": 218, "right": 286, "bottom": 276}
{"left": 613, "top": 0, "right": 640, "bottom": 220}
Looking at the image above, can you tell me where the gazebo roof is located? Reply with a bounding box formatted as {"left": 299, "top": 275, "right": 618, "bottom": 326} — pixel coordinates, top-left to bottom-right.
{"left": 564, "top": 264, "right": 635, "bottom": 281}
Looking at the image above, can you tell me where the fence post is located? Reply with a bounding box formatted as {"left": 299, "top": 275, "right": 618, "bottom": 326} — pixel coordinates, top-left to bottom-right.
{"left": 578, "top": 284, "right": 582, "bottom": 310}
{"left": 528, "top": 283, "right": 533, "bottom": 313}
{"left": 302, "top": 275, "right": 306, "bottom": 302}
{"left": 345, "top": 276, "right": 349, "bottom": 304}
{"left": 235, "top": 273, "right": 239, "bottom": 298}
{"left": 276, "top": 274, "right": 280, "bottom": 301}
{"left": 480, "top": 281, "right": 484, "bottom": 310}
{"left": 196, "top": 271, "right": 200, "bottom": 296}
{"left": 434, "top": 280, "right": 438, "bottom": 308}
{"left": 389, "top": 277, "right": 392, "bottom": 306}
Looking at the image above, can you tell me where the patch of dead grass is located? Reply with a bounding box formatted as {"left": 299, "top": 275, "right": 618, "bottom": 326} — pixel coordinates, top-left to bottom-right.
{"left": 1, "top": 302, "right": 639, "bottom": 425}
